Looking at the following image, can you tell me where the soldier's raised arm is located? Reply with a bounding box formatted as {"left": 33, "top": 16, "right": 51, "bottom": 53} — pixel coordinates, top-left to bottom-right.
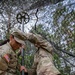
{"left": 25, "top": 33, "right": 53, "bottom": 53}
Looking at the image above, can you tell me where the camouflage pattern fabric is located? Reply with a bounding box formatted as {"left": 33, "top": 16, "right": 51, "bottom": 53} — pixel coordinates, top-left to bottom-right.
{"left": 10, "top": 28, "right": 61, "bottom": 75}
{"left": 25, "top": 33, "right": 61, "bottom": 75}
{"left": 0, "top": 42, "right": 20, "bottom": 75}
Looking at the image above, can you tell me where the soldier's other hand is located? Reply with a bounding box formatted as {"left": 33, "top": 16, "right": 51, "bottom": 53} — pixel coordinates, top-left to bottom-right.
{"left": 20, "top": 66, "right": 27, "bottom": 72}
{"left": 21, "top": 44, "right": 25, "bottom": 48}
{"left": 20, "top": 44, "right": 26, "bottom": 49}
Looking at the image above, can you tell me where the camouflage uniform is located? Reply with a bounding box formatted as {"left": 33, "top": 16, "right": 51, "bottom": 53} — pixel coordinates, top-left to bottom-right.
{"left": 10, "top": 28, "right": 61, "bottom": 75}
{"left": 0, "top": 42, "right": 20, "bottom": 75}
{"left": 25, "top": 33, "right": 61, "bottom": 75}
{"left": 0, "top": 28, "right": 26, "bottom": 75}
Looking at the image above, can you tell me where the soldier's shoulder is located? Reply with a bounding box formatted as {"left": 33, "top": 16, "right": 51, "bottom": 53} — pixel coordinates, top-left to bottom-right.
{"left": 0, "top": 43, "right": 10, "bottom": 52}
{"left": 0, "top": 43, "right": 12, "bottom": 56}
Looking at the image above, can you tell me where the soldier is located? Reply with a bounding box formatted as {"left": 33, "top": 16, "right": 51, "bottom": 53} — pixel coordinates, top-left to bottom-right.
{"left": 0, "top": 29, "right": 28, "bottom": 75}
{"left": 11, "top": 28, "right": 61, "bottom": 75}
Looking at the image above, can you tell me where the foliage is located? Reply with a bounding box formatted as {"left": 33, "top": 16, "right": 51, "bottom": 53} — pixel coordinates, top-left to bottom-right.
{"left": 52, "top": 2, "right": 75, "bottom": 75}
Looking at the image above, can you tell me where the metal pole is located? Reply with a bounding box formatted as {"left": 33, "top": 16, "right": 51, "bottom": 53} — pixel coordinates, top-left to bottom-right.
{"left": 21, "top": 18, "right": 25, "bottom": 75}
{"left": 22, "top": 19, "right": 24, "bottom": 32}
{"left": 16, "top": 11, "right": 29, "bottom": 75}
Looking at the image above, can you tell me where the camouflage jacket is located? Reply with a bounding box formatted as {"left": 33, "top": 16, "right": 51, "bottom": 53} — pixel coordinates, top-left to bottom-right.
{"left": 25, "top": 33, "right": 61, "bottom": 75}
{"left": 0, "top": 42, "right": 20, "bottom": 75}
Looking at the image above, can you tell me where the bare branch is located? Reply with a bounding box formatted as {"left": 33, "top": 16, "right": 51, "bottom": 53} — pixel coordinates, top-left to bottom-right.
{"left": 35, "top": 9, "right": 39, "bottom": 31}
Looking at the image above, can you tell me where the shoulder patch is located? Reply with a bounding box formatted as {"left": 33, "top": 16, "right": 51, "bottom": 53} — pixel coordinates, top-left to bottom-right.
{"left": 3, "top": 54, "right": 10, "bottom": 63}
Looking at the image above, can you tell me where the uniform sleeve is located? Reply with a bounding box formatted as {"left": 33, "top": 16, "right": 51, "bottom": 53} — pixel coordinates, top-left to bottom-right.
{"left": 27, "top": 68, "right": 36, "bottom": 75}
{"left": 0, "top": 57, "right": 8, "bottom": 71}
{"left": 25, "top": 33, "right": 53, "bottom": 53}
{"left": 0, "top": 50, "right": 9, "bottom": 71}
{"left": 27, "top": 63, "right": 37, "bottom": 75}
{"left": 0, "top": 46, "right": 11, "bottom": 71}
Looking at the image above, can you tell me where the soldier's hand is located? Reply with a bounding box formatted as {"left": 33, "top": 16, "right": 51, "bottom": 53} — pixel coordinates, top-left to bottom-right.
{"left": 20, "top": 66, "right": 27, "bottom": 72}
{"left": 21, "top": 44, "right": 26, "bottom": 48}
